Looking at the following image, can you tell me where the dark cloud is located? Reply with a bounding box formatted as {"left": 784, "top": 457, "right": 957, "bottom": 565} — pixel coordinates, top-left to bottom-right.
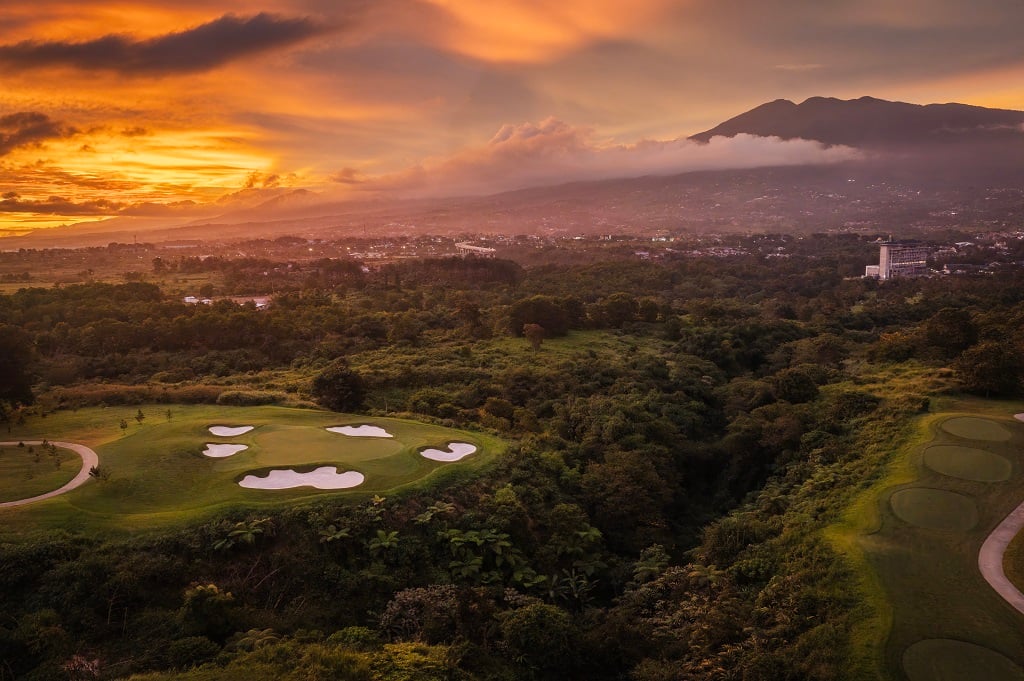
{"left": 0, "top": 194, "right": 125, "bottom": 216}
{"left": 0, "top": 165, "right": 143, "bottom": 193}
{"left": 0, "top": 193, "right": 205, "bottom": 218}
{"left": 0, "top": 112, "right": 76, "bottom": 156}
{"left": 0, "top": 13, "right": 325, "bottom": 75}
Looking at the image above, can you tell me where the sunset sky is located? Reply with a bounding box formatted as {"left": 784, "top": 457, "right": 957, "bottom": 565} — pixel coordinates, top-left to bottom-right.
{"left": 1, "top": 0, "right": 1023, "bottom": 233}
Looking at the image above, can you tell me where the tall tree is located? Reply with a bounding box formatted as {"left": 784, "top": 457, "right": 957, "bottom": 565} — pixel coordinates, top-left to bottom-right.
{"left": 953, "top": 340, "right": 1023, "bottom": 397}
{"left": 312, "top": 358, "right": 366, "bottom": 412}
{"left": 0, "top": 325, "right": 34, "bottom": 405}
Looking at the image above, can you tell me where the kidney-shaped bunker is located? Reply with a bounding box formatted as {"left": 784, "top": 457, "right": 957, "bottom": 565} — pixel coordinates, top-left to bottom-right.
{"left": 420, "top": 442, "right": 477, "bottom": 462}
{"left": 239, "top": 466, "right": 365, "bottom": 490}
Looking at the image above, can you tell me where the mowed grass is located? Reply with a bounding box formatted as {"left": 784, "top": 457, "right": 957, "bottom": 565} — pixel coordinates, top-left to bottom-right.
{"left": 0, "top": 404, "right": 503, "bottom": 538}
{"left": 0, "top": 444, "right": 79, "bottom": 503}
{"left": 888, "top": 487, "right": 979, "bottom": 532}
{"left": 924, "top": 444, "right": 1013, "bottom": 482}
{"left": 833, "top": 401, "right": 1024, "bottom": 680}
{"left": 940, "top": 416, "right": 1013, "bottom": 442}
{"left": 902, "top": 639, "right": 1024, "bottom": 681}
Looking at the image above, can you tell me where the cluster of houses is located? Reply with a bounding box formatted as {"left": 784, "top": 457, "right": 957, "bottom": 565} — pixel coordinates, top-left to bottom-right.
{"left": 182, "top": 295, "right": 270, "bottom": 309}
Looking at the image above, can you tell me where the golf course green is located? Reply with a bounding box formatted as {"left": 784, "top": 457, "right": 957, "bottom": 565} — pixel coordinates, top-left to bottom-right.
{"left": 924, "top": 444, "right": 1012, "bottom": 482}
{"left": 939, "top": 416, "right": 1012, "bottom": 442}
{"left": 889, "top": 487, "right": 979, "bottom": 532}
{"left": 0, "top": 404, "right": 503, "bottom": 536}
{"left": 832, "top": 404, "right": 1024, "bottom": 680}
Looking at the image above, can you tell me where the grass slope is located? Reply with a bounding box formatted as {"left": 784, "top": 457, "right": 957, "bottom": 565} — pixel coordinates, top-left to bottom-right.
{"left": 0, "top": 404, "right": 503, "bottom": 538}
{"left": 0, "top": 443, "right": 78, "bottom": 503}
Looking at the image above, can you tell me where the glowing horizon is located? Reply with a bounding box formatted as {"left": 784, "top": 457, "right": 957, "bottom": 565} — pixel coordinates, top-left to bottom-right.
{"left": 1, "top": 1, "right": 1022, "bottom": 233}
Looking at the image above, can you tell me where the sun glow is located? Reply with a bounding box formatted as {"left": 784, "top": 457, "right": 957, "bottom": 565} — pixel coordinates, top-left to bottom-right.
{"left": 0, "top": 125, "right": 275, "bottom": 231}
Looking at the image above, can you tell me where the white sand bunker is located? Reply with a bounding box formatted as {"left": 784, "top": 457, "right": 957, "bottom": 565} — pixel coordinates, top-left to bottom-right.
{"left": 209, "top": 425, "right": 254, "bottom": 437}
{"left": 326, "top": 425, "right": 394, "bottom": 438}
{"left": 239, "top": 466, "right": 365, "bottom": 490}
{"left": 202, "top": 443, "right": 248, "bottom": 458}
{"left": 421, "top": 442, "right": 477, "bottom": 462}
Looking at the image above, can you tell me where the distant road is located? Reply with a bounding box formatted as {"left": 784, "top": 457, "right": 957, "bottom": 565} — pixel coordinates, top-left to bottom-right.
{"left": 979, "top": 498, "right": 1024, "bottom": 615}
{"left": 0, "top": 441, "right": 98, "bottom": 509}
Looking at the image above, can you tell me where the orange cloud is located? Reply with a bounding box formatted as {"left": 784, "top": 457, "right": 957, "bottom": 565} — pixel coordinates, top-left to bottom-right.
{"left": 0, "top": 119, "right": 277, "bottom": 230}
{"left": 422, "top": 0, "right": 679, "bottom": 62}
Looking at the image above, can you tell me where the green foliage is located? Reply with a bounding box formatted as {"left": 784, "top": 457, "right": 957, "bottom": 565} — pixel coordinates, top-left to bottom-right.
{"left": 0, "top": 324, "right": 34, "bottom": 405}
{"left": 954, "top": 340, "right": 1023, "bottom": 396}
{"left": 923, "top": 307, "right": 977, "bottom": 357}
{"left": 178, "top": 584, "right": 236, "bottom": 642}
{"left": 499, "top": 602, "right": 578, "bottom": 674}
{"left": 312, "top": 359, "right": 366, "bottom": 412}
{"left": 372, "top": 642, "right": 465, "bottom": 681}
{"left": 508, "top": 295, "right": 581, "bottom": 336}
{"left": 6, "top": 236, "right": 1024, "bottom": 681}
{"left": 213, "top": 518, "right": 274, "bottom": 552}
{"left": 166, "top": 636, "right": 221, "bottom": 669}
{"left": 216, "top": 390, "right": 286, "bottom": 406}
{"left": 380, "top": 585, "right": 460, "bottom": 643}
{"left": 771, "top": 367, "right": 820, "bottom": 404}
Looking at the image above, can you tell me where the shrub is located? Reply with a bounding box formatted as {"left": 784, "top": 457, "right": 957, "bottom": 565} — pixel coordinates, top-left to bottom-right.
{"left": 312, "top": 359, "right": 365, "bottom": 412}
{"left": 166, "top": 636, "right": 220, "bottom": 669}
{"left": 216, "top": 390, "right": 285, "bottom": 406}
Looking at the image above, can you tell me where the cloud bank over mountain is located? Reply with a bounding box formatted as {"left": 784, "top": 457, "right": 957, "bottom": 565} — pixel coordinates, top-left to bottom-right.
{"left": 356, "top": 118, "right": 861, "bottom": 197}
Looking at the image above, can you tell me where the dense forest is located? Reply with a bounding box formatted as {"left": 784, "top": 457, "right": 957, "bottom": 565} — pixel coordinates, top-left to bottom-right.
{"left": 1, "top": 234, "right": 1023, "bottom": 680}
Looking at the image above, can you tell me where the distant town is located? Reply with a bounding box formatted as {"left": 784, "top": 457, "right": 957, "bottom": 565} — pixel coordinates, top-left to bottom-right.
{"left": 2, "top": 229, "right": 1023, "bottom": 307}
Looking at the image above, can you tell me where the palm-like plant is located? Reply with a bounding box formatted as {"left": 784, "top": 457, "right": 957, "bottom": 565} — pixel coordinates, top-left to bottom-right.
{"left": 318, "top": 524, "right": 351, "bottom": 543}
{"left": 213, "top": 517, "right": 273, "bottom": 552}
{"left": 368, "top": 529, "right": 400, "bottom": 554}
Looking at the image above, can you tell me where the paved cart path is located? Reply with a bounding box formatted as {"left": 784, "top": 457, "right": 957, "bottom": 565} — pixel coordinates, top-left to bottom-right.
{"left": 979, "top": 498, "right": 1024, "bottom": 615}
{"left": 0, "top": 441, "right": 98, "bottom": 509}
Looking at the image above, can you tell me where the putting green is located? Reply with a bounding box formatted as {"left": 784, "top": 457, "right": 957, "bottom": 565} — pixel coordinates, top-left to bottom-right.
{"left": 923, "top": 445, "right": 1013, "bottom": 482}
{"left": 0, "top": 405, "right": 504, "bottom": 533}
{"left": 940, "top": 417, "right": 1012, "bottom": 442}
{"left": 890, "top": 488, "right": 979, "bottom": 532}
{"left": 903, "top": 639, "right": 1024, "bottom": 681}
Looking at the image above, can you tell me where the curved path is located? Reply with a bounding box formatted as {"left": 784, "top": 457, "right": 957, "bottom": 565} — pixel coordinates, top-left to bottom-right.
{"left": 979, "top": 497, "right": 1024, "bottom": 615}
{"left": 0, "top": 441, "right": 98, "bottom": 509}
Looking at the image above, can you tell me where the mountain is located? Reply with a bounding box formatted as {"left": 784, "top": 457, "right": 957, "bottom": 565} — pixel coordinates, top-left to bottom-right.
{"left": 5, "top": 96, "right": 1023, "bottom": 248}
{"left": 690, "top": 96, "right": 1024, "bottom": 147}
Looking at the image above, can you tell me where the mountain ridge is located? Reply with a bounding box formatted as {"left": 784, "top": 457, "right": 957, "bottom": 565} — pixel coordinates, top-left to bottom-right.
{"left": 690, "top": 95, "right": 1024, "bottom": 147}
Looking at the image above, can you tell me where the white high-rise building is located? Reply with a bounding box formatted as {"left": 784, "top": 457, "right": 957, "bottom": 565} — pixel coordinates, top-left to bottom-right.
{"left": 866, "top": 241, "right": 930, "bottom": 280}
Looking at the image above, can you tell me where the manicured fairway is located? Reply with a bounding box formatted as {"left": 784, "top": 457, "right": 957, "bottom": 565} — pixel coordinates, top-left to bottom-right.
{"left": 0, "top": 443, "right": 78, "bottom": 503}
{"left": 903, "top": 639, "right": 1024, "bottom": 681}
{"left": 0, "top": 405, "right": 503, "bottom": 536}
{"left": 924, "top": 444, "right": 1012, "bottom": 482}
{"left": 832, "top": 405, "right": 1024, "bottom": 681}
